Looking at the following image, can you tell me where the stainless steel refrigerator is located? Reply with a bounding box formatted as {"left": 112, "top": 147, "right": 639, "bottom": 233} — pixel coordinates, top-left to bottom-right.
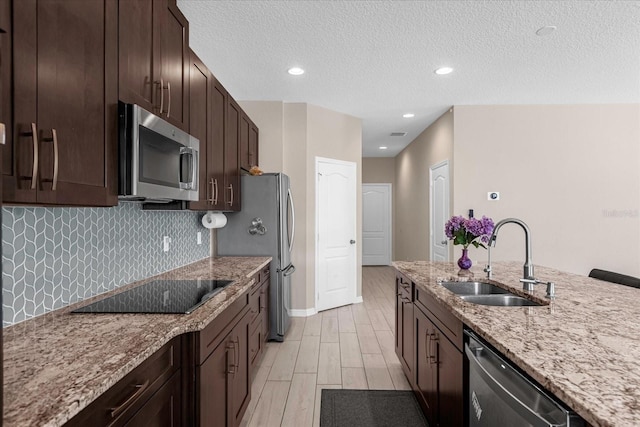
{"left": 217, "top": 173, "right": 295, "bottom": 341}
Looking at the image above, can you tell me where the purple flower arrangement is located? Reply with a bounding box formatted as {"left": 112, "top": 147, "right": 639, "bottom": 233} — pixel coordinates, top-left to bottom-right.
{"left": 445, "top": 215, "right": 495, "bottom": 249}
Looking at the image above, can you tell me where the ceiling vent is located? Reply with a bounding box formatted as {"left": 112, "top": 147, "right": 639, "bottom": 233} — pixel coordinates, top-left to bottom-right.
{"left": 390, "top": 132, "right": 407, "bottom": 137}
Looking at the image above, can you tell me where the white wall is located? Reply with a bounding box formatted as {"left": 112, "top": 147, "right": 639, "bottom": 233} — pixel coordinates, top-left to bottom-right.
{"left": 394, "top": 109, "right": 454, "bottom": 261}
{"left": 453, "top": 104, "right": 640, "bottom": 277}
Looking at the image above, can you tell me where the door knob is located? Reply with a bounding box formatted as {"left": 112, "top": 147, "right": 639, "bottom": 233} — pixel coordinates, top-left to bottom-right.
{"left": 350, "top": 240, "right": 356, "bottom": 244}
{"left": 441, "top": 240, "right": 448, "bottom": 245}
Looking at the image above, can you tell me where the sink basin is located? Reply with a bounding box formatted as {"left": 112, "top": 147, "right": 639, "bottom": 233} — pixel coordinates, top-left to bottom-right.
{"left": 438, "top": 280, "right": 542, "bottom": 307}
{"left": 439, "top": 281, "right": 508, "bottom": 296}
{"left": 460, "top": 294, "right": 542, "bottom": 307}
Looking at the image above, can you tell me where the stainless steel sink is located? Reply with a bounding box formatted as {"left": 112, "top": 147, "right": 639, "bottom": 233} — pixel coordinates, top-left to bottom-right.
{"left": 438, "top": 281, "right": 542, "bottom": 306}
{"left": 460, "top": 294, "right": 542, "bottom": 307}
{"left": 439, "top": 281, "right": 508, "bottom": 296}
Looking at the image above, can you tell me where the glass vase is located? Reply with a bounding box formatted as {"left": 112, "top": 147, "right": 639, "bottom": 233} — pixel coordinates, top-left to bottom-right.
{"left": 457, "top": 248, "right": 472, "bottom": 270}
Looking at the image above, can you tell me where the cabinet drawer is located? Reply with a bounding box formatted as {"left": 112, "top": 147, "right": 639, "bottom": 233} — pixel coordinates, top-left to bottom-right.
{"left": 253, "top": 265, "right": 270, "bottom": 289}
{"left": 66, "top": 337, "right": 181, "bottom": 427}
{"left": 199, "top": 291, "right": 249, "bottom": 363}
{"left": 415, "top": 287, "right": 463, "bottom": 351}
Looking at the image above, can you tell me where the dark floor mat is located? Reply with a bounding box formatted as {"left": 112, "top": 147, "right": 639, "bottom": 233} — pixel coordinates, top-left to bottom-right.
{"left": 320, "top": 389, "right": 428, "bottom": 427}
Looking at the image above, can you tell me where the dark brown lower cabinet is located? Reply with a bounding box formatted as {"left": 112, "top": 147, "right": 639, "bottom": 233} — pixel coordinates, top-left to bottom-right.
{"left": 124, "top": 371, "right": 182, "bottom": 427}
{"left": 414, "top": 305, "right": 463, "bottom": 427}
{"left": 65, "top": 337, "right": 182, "bottom": 427}
{"left": 198, "top": 298, "right": 251, "bottom": 427}
{"left": 395, "top": 274, "right": 414, "bottom": 383}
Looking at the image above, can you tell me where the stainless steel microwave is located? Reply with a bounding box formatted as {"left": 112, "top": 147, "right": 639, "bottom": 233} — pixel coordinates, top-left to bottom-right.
{"left": 118, "top": 103, "right": 199, "bottom": 202}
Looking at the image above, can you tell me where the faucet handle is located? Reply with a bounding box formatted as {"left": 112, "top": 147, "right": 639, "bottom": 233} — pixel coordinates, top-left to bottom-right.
{"left": 546, "top": 282, "right": 555, "bottom": 299}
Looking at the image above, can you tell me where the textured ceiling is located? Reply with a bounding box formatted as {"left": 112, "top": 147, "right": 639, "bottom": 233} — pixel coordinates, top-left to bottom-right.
{"left": 178, "top": 0, "right": 640, "bottom": 157}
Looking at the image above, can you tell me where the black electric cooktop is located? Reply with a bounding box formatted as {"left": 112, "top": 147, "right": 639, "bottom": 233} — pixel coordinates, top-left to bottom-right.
{"left": 71, "top": 279, "right": 234, "bottom": 314}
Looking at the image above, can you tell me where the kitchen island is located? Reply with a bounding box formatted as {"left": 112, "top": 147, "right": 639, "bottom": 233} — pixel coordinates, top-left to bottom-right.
{"left": 393, "top": 260, "right": 640, "bottom": 427}
{"left": 2, "top": 256, "right": 271, "bottom": 427}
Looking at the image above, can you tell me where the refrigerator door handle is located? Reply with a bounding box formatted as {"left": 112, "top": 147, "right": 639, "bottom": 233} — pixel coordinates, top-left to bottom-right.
{"left": 287, "top": 188, "right": 296, "bottom": 253}
{"left": 283, "top": 264, "right": 296, "bottom": 277}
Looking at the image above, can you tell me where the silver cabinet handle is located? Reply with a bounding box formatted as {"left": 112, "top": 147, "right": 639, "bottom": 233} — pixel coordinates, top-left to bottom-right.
{"left": 429, "top": 333, "right": 438, "bottom": 364}
{"left": 226, "top": 341, "right": 236, "bottom": 374}
{"left": 214, "top": 178, "right": 219, "bottom": 205}
{"left": 29, "top": 123, "right": 39, "bottom": 190}
{"left": 0, "top": 122, "right": 5, "bottom": 145}
{"left": 51, "top": 129, "right": 59, "bottom": 191}
{"left": 207, "top": 178, "right": 214, "bottom": 204}
{"left": 425, "top": 330, "right": 430, "bottom": 362}
{"left": 227, "top": 184, "right": 234, "bottom": 206}
{"left": 166, "top": 81, "right": 171, "bottom": 118}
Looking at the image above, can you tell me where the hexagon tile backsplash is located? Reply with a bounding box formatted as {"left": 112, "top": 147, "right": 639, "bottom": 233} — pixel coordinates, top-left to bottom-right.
{"left": 2, "top": 202, "right": 211, "bottom": 326}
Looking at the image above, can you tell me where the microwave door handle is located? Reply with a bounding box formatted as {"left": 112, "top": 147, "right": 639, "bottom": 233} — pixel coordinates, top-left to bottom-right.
{"left": 179, "top": 147, "right": 197, "bottom": 190}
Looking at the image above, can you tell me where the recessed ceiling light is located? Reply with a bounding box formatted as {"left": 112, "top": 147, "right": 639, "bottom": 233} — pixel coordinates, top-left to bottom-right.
{"left": 403, "top": 113, "right": 415, "bottom": 118}
{"left": 434, "top": 67, "right": 453, "bottom": 75}
{"left": 287, "top": 67, "right": 305, "bottom": 76}
{"left": 536, "top": 26, "right": 556, "bottom": 36}
{"left": 379, "top": 146, "right": 388, "bottom": 150}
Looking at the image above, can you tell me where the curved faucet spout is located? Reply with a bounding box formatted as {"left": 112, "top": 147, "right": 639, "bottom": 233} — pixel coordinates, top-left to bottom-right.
{"left": 487, "top": 218, "right": 534, "bottom": 282}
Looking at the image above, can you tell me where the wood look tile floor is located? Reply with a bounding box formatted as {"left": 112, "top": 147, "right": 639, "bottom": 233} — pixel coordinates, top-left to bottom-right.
{"left": 240, "top": 266, "right": 410, "bottom": 427}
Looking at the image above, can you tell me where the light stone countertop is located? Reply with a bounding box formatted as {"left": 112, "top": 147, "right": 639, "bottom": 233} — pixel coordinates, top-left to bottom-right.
{"left": 393, "top": 260, "right": 640, "bottom": 427}
{"left": 2, "top": 256, "right": 271, "bottom": 427}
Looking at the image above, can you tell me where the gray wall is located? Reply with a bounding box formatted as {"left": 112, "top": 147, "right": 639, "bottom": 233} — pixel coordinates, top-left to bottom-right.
{"left": 2, "top": 203, "right": 210, "bottom": 326}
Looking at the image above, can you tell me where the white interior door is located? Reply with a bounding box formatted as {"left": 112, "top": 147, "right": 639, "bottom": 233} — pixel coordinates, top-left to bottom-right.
{"left": 362, "top": 184, "right": 392, "bottom": 266}
{"left": 316, "top": 157, "right": 357, "bottom": 312}
{"left": 430, "top": 161, "right": 450, "bottom": 261}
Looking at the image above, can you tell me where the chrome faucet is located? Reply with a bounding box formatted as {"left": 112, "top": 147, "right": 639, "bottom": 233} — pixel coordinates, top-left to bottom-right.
{"left": 486, "top": 218, "right": 534, "bottom": 283}
{"left": 484, "top": 218, "right": 555, "bottom": 298}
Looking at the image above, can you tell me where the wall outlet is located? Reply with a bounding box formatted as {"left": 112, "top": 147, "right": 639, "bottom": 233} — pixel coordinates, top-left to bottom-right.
{"left": 197, "top": 232, "right": 202, "bottom": 245}
{"left": 163, "top": 236, "right": 171, "bottom": 252}
{"left": 488, "top": 192, "right": 500, "bottom": 201}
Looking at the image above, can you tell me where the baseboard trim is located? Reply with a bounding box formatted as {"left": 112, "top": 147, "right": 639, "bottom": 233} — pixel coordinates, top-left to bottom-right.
{"left": 354, "top": 296, "right": 363, "bottom": 304}
{"left": 289, "top": 307, "right": 318, "bottom": 317}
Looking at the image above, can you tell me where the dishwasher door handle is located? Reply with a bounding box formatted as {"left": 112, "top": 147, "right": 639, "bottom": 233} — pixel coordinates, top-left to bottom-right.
{"left": 465, "top": 343, "right": 559, "bottom": 427}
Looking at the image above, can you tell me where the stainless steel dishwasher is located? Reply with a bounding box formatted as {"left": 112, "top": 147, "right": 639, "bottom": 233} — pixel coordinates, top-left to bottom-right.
{"left": 465, "top": 330, "right": 585, "bottom": 427}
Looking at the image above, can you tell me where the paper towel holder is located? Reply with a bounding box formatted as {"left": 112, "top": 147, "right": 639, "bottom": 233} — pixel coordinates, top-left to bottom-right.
{"left": 248, "top": 218, "right": 267, "bottom": 235}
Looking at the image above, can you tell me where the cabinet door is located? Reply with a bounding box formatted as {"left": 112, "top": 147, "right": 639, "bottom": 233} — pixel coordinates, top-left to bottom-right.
{"left": 229, "top": 313, "right": 251, "bottom": 427}
{"left": 0, "top": 0, "right": 10, "bottom": 190}
{"left": 118, "top": 0, "right": 160, "bottom": 113}
{"left": 224, "top": 99, "right": 241, "bottom": 211}
{"left": 187, "top": 50, "right": 211, "bottom": 211}
{"left": 436, "top": 332, "right": 463, "bottom": 427}
{"left": 199, "top": 336, "right": 232, "bottom": 427}
{"left": 249, "top": 123, "right": 259, "bottom": 169}
{"left": 414, "top": 307, "right": 437, "bottom": 426}
{"left": 10, "top": 0, "right": 117, "bottom": 206}
{"left": 239, "top": 113, "right": 250, "bottom": 171}
{"left": 395, "top": 280, "right": 413, "bottom": 382}
{"left": 208, "top": 80, "right": 227, "bottom": 210}
{"left": 124, "top": 372, "right": 182, "bottom": 427}
{"left": 261, "top": 280, "right": 270, "bottom": 340}
{"left": 160, "top": 1, "right": 189, "bottom": 131}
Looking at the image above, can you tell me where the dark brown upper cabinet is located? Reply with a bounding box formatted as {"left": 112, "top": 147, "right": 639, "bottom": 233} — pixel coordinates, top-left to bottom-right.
{"left": 5, "top": 0, "right": 118, "bottom": 206}
{"left": 239, "top": 112, "right": 259, "bottom": 172}
{"left": 224, "top": 99, "right": 241, "bottom": 211}
{"left": 187, "top": 49, "right": 212, "bottom": 211}
{"left": 119, "top": 0, "right": 189, "bottom": 132}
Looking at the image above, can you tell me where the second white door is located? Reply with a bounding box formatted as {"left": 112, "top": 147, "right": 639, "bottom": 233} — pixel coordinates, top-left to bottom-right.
{"left": 430, "top": 161, "right": 450, "bottom": 261}
{"left": 362, "top": 184, "right": 392, "bottom": 265}
{"left": 316, "top": 157, "right": 357, "bottom": 312}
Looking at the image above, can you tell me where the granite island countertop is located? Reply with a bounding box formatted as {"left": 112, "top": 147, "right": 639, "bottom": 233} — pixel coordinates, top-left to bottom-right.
{"left": 393, "top": 260, "right": 640, "bottom": 427}
{"left": 2, "top": 256, "right": 271, "bottom": 427}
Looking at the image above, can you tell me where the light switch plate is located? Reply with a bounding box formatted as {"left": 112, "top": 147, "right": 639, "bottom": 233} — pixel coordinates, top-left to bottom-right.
{"left": 197, "top": 232, "right": 202, "bottom": 245}
{"left": 163, "top": 236, "right": 171, "bottom": 252}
